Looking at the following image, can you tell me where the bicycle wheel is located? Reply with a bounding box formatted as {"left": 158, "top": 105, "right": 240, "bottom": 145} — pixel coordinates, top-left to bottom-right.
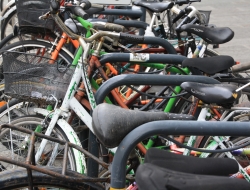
{"left": 0, "top": 39, "right": 73, "bottom": 62}
{"left": 1, "top": 8, "right": 17, "bottom": 40}
{"left": 0, "top": 0, "right": 7, "bottom": 11}
{"left": 0, "top": 33, "right": 34, "bottom": 48}
{"left": 0, "top": 167, "right": 94, "bottom": 190}
{"left": 0, "top": 98, "right": 37, "bottom": 125}
{"left": 0, "top": 116, "right": 77, "bottom": 171}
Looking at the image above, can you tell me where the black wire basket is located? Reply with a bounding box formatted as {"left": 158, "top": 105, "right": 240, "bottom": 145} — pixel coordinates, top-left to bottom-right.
{"left": 198, "top": 10, "right": 212, "bottom": 25}
{"left": 15, "top": 0, "right": 55, "bottom": 32}
{"left": 2, "top": 51, "right": 74, "bottom": 105}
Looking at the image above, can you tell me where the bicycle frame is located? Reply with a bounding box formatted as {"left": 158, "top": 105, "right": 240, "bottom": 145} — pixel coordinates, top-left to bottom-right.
{"left": 182, "top": 104, "right": 250, "bottom": 182}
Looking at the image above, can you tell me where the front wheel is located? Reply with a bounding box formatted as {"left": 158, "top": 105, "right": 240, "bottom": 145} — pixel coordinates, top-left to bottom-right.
{"left": 0, "top": 116, "right": 78, "bottom": 172}
{"left": 0, "top": 167, "right": 94, "bottom": 190}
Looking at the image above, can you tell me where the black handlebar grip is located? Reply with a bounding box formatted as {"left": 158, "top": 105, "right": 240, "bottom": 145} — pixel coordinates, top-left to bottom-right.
{"left": 172, "top": 9, "right": 186, "bottom": 23}
{"left": 80, "top": 0, "right": 92, "bottom": 10}
{"left": 120, "top": 33, "right": 144, "bottom": 44}
{"left": 175, "top": 0, "right": 189, "bottom": 6}
{"left": 50, "top": 0, "right": 60, "bottom": 14}
{"left": 105, "top": 23, "right": 125, "bottom": 32}
{"left": 73, "top": 6, "right": 89, "bottom": 20}
{"left": 232, "top": 62, "right": 250, "bottom": 73}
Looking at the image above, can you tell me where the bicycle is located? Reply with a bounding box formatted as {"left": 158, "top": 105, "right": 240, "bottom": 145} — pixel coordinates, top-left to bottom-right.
{"left": 0, "top": 0, "right": 247, "bottom": 178}
{"left": 0, "top": 102, "right": 250, "bottom": 189}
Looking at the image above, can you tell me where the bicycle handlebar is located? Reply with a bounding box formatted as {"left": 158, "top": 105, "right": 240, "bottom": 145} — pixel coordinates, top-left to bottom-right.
{"left": 231, "top": 62, "right": 250, "bottom": 73}
{"left": 174, "top": 0, "right": 201, "bottom": 6}
{"left": 52, "top": 11, "right": 120, "bottom": 41}
{"left": 171, "top": 5, "right": 205, "bottom": 25}
{"left": 73, "top": 6, "right": 89, "bottom": 19}
{"left": 186, "top": 6, "right": 204, "bottom": 23}
{"left": 172, "top": 9, "right": 186, "bottom": 23}
{"left": 92, "top": 22, "right": 125, "bottom": 32}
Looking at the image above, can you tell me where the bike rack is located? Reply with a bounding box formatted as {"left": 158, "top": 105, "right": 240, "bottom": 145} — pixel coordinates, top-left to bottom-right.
{"left": 95, "top": 74, "right": 221, "bottom": 104}
{"left": 1, "top": 118, "right": 250, "bottom": 189}
{"left": 110, "top": 120, "right": 250, "bottom": 189}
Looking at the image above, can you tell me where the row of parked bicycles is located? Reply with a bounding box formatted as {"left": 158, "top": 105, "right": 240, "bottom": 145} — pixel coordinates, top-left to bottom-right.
{"left": 0, "top": 0, "right": 250, "bottom": 189}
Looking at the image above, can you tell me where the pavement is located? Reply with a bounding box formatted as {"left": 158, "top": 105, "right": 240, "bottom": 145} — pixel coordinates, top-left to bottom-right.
{"left": 192, "top": 0, "right": 250, "bottom": 64}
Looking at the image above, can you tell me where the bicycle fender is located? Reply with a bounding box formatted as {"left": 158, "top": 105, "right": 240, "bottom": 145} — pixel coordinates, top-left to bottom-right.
{"left": 33, "top": 108, "right": 51, "bottom": 116}
{"left": 57, "top": 119, "right": 87, "bottom": 174}
{"left": 0, "top": 5, "right": 16, "bottom": 20}
{"left": 0, "top": 0, "right": 15, "bottom": 16}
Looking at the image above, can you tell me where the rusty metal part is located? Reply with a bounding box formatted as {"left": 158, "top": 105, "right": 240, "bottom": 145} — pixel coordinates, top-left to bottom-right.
{"left": 0, "top": 124, "right": 109, "bottom": 170}
{"left": 193, "top": 136, "right": 205, "bottom": 148}
{"left": 0, "top": 124, "right": 110, "bottom": 188}
{"left": 92, "top": 56, "right": 128, "bottom": 108}
{"left": 124, "top": 85, "right": 151, "bottom": 106}
{"left": 0, "top": 156, "right": 108, "bottom": 184}
{"left": 62, "top": 142, "right": 69, "bottom": 175}
{"left": 26, "top": 132, "right": 36, "bottom": 190}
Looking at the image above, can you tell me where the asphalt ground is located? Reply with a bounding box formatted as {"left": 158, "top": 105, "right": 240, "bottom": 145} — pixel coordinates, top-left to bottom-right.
{"left": 192, "top": 0, "right": 250, "bottom": 64}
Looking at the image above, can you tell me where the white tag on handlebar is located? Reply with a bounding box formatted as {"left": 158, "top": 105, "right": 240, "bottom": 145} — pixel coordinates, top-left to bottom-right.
{"left": 129, "top": 53, "right": 149, "bottom": 62}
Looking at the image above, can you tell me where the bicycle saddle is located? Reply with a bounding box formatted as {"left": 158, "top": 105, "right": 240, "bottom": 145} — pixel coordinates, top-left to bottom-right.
{"left": 180, "top": 82, "right": 240, "bottom": 107}
{"left": 92, "top": 103, "right": 195, "bottom": 148}
{"left": 133, "top": 0, "right": 174, "bottom": 13}
{"left": 179, "top": 24, "right": 234, "bottom": 44}
{"left": 144, "top": 148, "right": 238, "bottom": 176}
{"left": 136, "top": 163, "right": 250, "bottom": 190}
{"left": 182, "top": 55, "right": 235, "bottom": 75}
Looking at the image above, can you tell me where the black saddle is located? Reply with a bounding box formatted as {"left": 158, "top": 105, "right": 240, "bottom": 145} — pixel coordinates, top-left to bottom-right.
{"left": 182, "top": 56, "right": 235, "bottom": 75}
{"left": 136, "top": 149, "right": 250, "bottom": 190}
{"left": 144, "top": 148, "right": 238, "bottom": 176}
{"left": 133, "top": 0, "right": 174, "bottom": 13}
{"left": 92, "top": 103, "right": 195, "bottom": 148}
{"left": 181, "top": 82, "right": 240, "bottom": 106}
{"left": 179, "top": 24, "right": 234, "bottom": 44}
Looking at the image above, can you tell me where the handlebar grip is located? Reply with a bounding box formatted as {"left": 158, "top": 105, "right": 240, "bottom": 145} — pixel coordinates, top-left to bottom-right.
{"left": 120, "top": 33, "right": 144, "bottom": 44}
{"left": 172, "top": 9, "right": 186, "bottom": 23}
{"left": 50, "top": 0, "right": 60, "bottom": 14}
{"left": 80, "top": 0, "right": 92, "bottom": 10}
{"left": 231, "top": 62, "right": 250, "bottom": 73}
{"left": 73, "top": 6, "right": 89, "bottom": 20}
{"left": 105, "top": 23, "right": 125, "bottom": 32}
{"left": 175, "top": 0, "right": 189, "bottom": 6}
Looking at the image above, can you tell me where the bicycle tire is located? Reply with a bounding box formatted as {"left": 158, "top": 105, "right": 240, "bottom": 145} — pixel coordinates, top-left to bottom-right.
{"left": 0, "top": 115, "right": 78, "bottom": 171}
{"left": 0, "top": 39, "right": 73, "bottom": 62}
{"left": 1, "top": 8, "right": 17, "bottom": 40}
{"left": 0, "top": 98, "right": 29, "bottom": 125}
{"left": 0, "top": 33, "right": 35, "bottom": 49}
{"left": 0, "top": 167, "right": 93, "bottom": 190}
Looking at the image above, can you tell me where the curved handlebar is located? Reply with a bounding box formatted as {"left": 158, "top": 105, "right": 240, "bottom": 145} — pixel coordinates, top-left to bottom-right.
{"left": 232, "top": 62, "right": 250, "bottom": 73}
{"left": 171, "top": 5, "right": 206, "bottom": 25}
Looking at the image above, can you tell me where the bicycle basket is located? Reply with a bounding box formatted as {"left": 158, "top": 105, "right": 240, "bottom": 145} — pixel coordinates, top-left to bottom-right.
{"left": 198, "top": 10, "right": 212, "bottom": 25}
{"left": 15, "top": 0, "right": 55, "bottom": 31}
{"left": 2, "top": 51, "right": 74, "bottom": 105}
